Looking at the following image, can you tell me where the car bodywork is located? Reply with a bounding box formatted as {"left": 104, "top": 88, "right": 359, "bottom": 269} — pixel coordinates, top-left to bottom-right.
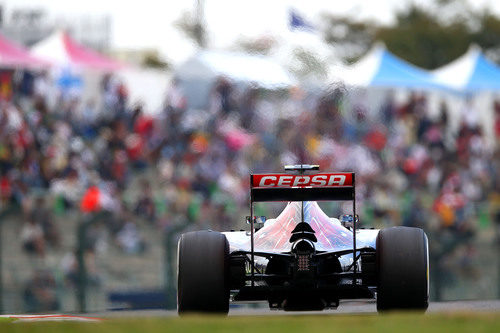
{"left": 222, "top": 165, "right": 379, "bottom": 310}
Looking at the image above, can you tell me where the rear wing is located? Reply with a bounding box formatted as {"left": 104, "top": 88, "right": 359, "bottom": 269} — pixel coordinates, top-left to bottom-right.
{"left": 250, "top": 173, "right": 354, "bottom": 202}
{"left": 248, "top": 170, "right": 358, "bottom": 287}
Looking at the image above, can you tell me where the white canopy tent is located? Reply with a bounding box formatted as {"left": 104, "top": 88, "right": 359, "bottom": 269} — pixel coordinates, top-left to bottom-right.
{"left": 30, "top": 31, "right": 127, "bottom": 111}
{"left": 431, "top": 45, "right": 500, "bottom": 93}
{"left": 431, "top": 45, "right": 500, "bottom": 145}
{"left": 31, "top": 30, "right": 123, "bottom": 71}
{"left": 176, "top": 50, "right": 294, "bottom": 88}
{"left": 329, "top": 43, "right": 445, "bottom": 90}
{"left": 327, "top": 44, "right": 450, "bottom": 123}
{"left": 175, "top": 50, "right": 295, "bottom": 109}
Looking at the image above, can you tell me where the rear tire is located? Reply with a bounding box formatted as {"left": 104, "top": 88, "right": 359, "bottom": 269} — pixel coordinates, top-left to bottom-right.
{"left": 177, "top": 231, "right": 230, "bottom": 314}
{"left": 376, "top": 226, "right": 429, "bottom": 311}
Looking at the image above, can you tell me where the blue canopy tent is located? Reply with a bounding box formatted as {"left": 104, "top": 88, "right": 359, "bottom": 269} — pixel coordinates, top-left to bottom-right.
{"left": 332, "top": 43, "right": 447, "bottom": 91}
{"left": 431, "top": 45, "right": 500, "bottom": 93}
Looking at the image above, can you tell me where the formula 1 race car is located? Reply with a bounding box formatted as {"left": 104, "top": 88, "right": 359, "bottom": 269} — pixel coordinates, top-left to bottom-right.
{"left": 177, "top": 165, "right": 429, "bottom": 313}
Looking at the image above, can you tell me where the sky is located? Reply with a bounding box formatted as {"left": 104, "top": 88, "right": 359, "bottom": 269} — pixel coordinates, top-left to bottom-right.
{"left": 2, "top": 0, "right": 499, "bottom": 64}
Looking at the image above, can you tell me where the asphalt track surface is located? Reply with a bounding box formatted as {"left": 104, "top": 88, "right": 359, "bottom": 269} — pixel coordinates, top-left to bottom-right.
{"left": 97, "top": 300, "right": 500, "bottom": 318}
{"left": 2, "top": 300, "right": 497, "bottom": 322}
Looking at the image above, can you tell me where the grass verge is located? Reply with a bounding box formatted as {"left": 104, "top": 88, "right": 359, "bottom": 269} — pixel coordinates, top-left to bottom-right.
{"left": 0, "top": 312, "right": 498, "bottom": 333}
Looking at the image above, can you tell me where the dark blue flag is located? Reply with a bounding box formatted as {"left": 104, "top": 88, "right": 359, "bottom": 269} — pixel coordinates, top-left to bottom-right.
{"left": 289, "top": 9, "right": 315, "bottom": 31}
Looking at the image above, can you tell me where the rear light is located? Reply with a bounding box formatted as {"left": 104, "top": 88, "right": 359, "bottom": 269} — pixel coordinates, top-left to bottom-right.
{"left": 297, "top": 254, "right": 310, "bottom": 271}
{"left": 292, "top": 239, "right": 314, "bottom": 273}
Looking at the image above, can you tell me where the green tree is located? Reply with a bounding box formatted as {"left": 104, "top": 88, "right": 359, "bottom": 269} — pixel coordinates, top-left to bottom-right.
{"left": 233, "top": 36, "right": 276, "bottom": 55}
{"left": 142, "top": 53, "right": 170, "bottom": 69}
{"left": 174, "top": 10, "right": 206, "bottom": 48}
{"left": 471, "top": 11, "right": 500, "bottom": 63}
{"left": 288, "top": 47, "right": 329, "bottom": 81}
{"left": 321, "top": 0, "right": 500, "bottom": 68}
{"left": 321, "top": 14, "right": 377, "bottom": 63}
{"left": 375, "top": 5, "right": 470, "bottom": 69}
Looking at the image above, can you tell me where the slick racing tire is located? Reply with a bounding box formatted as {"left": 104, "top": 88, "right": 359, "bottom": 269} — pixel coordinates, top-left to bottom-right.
{"left": 177, "top": 230, "right": 230, "bottom": 314}
{"left": 376, "top": 226, "right": 429, "bottom": 311}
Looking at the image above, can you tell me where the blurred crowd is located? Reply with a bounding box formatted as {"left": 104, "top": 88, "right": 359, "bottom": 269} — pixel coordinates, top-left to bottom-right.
{"left": 0, "top": 70, "right": 499, "bottom": 310}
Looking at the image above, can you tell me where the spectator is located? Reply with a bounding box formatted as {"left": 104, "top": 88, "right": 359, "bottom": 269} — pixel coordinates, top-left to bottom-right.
{"left": 23, "top": 270, "right": 59, "bottom": 312}
{"left": 116, "top": 220, "right": 146, "bottom": 254}
{"left": 0, "top": 67, "right": 496, "bottom": 304}
{"left": 20, "top": 217, "right": 45, "bottom": 256}
{"left": 133, "top": 179, "right": 155, "bottom": 220}
{"left": 31, "top": 196, "right": 60, "bottom": 248}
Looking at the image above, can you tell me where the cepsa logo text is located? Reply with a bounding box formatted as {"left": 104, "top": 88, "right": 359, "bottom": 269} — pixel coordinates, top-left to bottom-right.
{"left": 252, "top": 173, "right": 353, "bottom": 188}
